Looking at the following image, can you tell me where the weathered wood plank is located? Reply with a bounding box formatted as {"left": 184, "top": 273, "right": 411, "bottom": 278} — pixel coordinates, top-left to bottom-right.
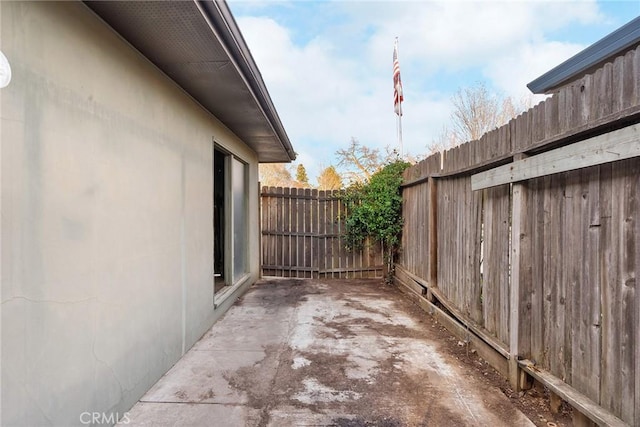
{"left": 595, "top": 63, "right": 613, "bottom": 122}
{"left": 634, "top": 161, "right": 640, "bottom": 427}
{"left": 599, "top": 162, "right": 620, "bottom": 414}
{"left": 428, "top": 285, "right": 510, "bottom": 359}
{"left": 509, "top": 182, "right": 524, "bottom": 389}
{"left": 296, "top": 188, "right": 305, "bottom": 277}
{"left": 283, "top": 187, "right": 291, "bottom": 272}
{"left": 470, "top": 182, "right": 483, "bottom": 324}
{"left": 269, "top": 187, "right": 278, "bottom": 276}
{"left": 529, "top": 177, "right": 545, "bottom": 365}
{"left": 471, "top": 123, "right": 640, "bottom": 191}
{"left": 519, "top": 360, "right": 629, "bottom": 427}
{"left": 550, "top": 173, "right": 566, "bottom": 379}
{"left": 471, "top": 124, "right": 640, "bottom": 190}
{"left": 568, "top": 167, "right": 601, "bottom": 403}
{"left": 318, "top": 190, "right": 326, "bottom": 277}
{"left": 260, "top": 187, "right": 268, "bottom": 276}
{"left": 584, "top": 166, "right": 602, "bottom": 403}
{"left": 618, "top": 159, "right": 637, "bottom": 423}
{"left": 327, "top": 190, "right": 336, "bottom": 278}
{"left": 305, "top": 188, "right": 314, "bottom": 278}
{"left": 545, "top": 92, "right": 560, "bottom": 141}
{"left": 261, "top": 265, "right": 315, "bottom": 272}
{"left": 428, "top": 177, "right": 438, "bottom": 286}
{"left": 563, "top": 170, "right": 580, "bottom": 386}
{"left": 312, "top": 189, "right": 320, "bottom": 278}
{"left": 482, "top": 184, "right": 510, "bottom": 344}
{"left": 540, "top": 175, "right": 553, "bottom": 371}
{"left": 436, "top": 179, "right": 448, "bottom": 297}
{"left": 612, "top": 53, "right": 625, "bottom": 114}
{"left": 394, "top": 264, "right": 427, "bottom": 296}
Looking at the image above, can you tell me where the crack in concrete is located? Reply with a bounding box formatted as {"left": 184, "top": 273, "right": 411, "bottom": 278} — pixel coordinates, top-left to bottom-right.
{"left": 1, "top": 296, "right": 97, "bottom": 305}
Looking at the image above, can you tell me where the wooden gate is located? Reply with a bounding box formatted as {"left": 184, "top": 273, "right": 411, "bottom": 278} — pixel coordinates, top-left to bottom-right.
{"left": 260, "top": 186, "right": 384, "bottom": 278}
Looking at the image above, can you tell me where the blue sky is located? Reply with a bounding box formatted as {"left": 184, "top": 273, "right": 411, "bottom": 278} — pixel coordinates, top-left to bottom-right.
{"left": 228, "top": 0, "right": 640, "bottom": 182}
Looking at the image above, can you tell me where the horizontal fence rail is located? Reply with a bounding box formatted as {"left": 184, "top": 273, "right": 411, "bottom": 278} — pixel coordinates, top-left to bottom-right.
{"left": 397, "top": 44, "right": 640, "bottom": 426}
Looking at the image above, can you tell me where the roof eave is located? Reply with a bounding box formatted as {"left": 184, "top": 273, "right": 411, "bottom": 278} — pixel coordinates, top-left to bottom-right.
{"left": 197, "top": 0, "right": 296, "bottom": 162}
{"left": 527, "top": 16, "right": 640, "bottom": 94}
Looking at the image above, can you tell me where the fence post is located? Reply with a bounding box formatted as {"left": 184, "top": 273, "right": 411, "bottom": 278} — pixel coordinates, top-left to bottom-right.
{"left": 509, "top": 153, "right": 533, "bottom": 391}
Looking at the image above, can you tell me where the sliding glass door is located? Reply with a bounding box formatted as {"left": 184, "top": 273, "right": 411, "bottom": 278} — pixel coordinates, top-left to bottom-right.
{"left": 231, "top": 157, "right": 247, "bottom": 280}
{"left": 213, "top": 146, "right": 248, "bottom": 295}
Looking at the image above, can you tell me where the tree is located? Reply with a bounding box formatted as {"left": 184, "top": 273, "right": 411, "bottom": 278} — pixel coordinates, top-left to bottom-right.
{"left": 295, "top": 164, "right": 309, "bottom": 187}
{"left": 428, "top": 82, "right": 534, "bottom": 152}
{"left": 259, "top": 163, "right": 295, "bottom": 187}
{"left": 336, "top": 138, "right": 385, "bottom": 184}
{"left": 427, "top": 125, "right": 459, "bottom": 155}
{"left": 450, "top": 82, "right": 501, "bottom": 143}
{"left": 317, "top": 166, "right": 343, "bottom": 190}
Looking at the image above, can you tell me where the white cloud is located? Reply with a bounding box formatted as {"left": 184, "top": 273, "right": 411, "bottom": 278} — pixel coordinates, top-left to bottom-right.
{"left": 483, "top": 40, "right": 586, "bottom": 99}
{"left": 234, "top": 1, "right": 608, "bottom": 181}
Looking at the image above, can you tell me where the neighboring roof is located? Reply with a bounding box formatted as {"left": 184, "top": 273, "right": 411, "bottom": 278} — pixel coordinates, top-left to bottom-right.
{"left": 85, "top": 0, "right": 296, "bottom": 162}
{"left": 528, "top": 16, "right": 640, "bottom": 94}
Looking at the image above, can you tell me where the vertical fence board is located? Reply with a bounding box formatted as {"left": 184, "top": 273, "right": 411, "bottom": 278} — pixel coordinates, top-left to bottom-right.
{"left": 529, "top": 177, "right": 545, "bottom": 364}
{"left": 600, "top": 162, "right": 620, "bottom": 414}
{"left": 563, "top": 171, "right": 580, "bottom": 385}
{"left": 260, "top": 187, "right": 269, "bottom": 276}
{"left": 546, "top": 173, "right": 566, "bottom": 377}
{"left": 579, "top": 166, "right": 602, "bottom": 402}
{"left": 541, "top": 175, "right": 553, "bottom": 370}
{"left": 483, "top": 185, "right": 510, "bottom": 344}
{"left": 619, "top": 159, "right": 637, "bottom": 423}
{"left": 635, "top": 162, "right": 640, "bottom": 427}
{"left": 318, "top": 190, "right": 326, "bottom": 277}
{"left": 331, "top": 191, "right": 338, "bottom": 276}
{"left": 283, "top": 187, "right": 290, "bottom": 273}
{"left": 470, "top": 186, "right": 483, "bottom": 324}
{"left": 291, "top": 188, "right": 300, "bottom": 277}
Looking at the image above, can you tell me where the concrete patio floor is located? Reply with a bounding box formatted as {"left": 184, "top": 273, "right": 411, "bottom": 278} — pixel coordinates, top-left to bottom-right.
{"left": 121, "top": 278, "right": 534, "bottom": 426}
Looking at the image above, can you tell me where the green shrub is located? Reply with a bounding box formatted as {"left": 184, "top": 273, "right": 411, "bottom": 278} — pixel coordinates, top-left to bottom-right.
{"left": 341, "top": 160, "right": 409, "bottom": 281}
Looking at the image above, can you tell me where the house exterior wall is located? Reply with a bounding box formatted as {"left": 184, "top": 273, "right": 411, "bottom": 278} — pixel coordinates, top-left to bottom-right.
{"left": 1, "top": 1, "right": 260, "bottom": 425}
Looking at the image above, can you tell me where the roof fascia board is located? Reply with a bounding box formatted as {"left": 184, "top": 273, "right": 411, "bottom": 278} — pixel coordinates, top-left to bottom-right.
{"left": 195, "top": 0, "right": 296, "bottom": 161}
{"left": 527, "top": 16, "right": 640, "bottom": 94}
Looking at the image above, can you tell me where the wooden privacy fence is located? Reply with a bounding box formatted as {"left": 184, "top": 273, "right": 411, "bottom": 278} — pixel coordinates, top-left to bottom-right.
{"left": 397, "top": 45, "right": 639, "bottom": 426}
{"left": 260, "top": 187, "right": 384, "bottom": 278}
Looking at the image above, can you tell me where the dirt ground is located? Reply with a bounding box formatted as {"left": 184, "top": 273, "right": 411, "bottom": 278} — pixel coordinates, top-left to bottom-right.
{"left": 393, "top": 285, "right": 574, "bottom": 427}
{"left": 123, "top": 278, "right": 574, "bottom": 426}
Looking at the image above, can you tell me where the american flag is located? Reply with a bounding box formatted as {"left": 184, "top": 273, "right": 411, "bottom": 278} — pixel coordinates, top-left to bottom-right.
{"left": 393, "top": 40, "right": 403, "bottom": 116}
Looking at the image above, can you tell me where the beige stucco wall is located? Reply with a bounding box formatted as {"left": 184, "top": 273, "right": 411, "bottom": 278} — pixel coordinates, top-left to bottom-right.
{"left": 1, "top": 1, "right": 261, "bottom": 425}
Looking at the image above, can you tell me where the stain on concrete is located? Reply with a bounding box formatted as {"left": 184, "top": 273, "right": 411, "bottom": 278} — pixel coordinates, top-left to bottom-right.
{"left": 123, "top": 279, "right": 535, "bottom": 426}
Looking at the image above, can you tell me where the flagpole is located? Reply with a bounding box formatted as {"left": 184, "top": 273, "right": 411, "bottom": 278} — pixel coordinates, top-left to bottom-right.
{"left": 393, "top": 37, "right": 404, "bottom": 158}
{"left": 398, "top": 106, "right": 403, "bottom": 157}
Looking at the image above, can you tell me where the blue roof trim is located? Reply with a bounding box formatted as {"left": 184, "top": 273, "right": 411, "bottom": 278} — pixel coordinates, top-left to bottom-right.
{"left": 527, "top": 16, "right": 640, "bottom": 94}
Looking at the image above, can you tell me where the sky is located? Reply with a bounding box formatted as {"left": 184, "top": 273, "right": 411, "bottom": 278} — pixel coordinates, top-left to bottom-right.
{"left": 227, "top": 0, "right": 640, "bottom": 182}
